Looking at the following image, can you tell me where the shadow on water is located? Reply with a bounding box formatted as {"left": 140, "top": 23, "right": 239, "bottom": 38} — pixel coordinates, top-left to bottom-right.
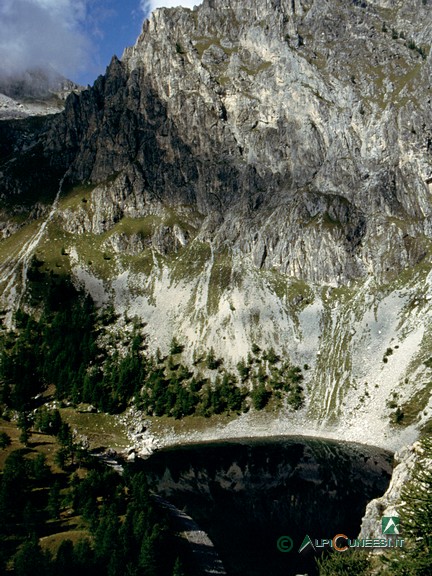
{"left": 135, "top": 436, "right": 393, "bottom": 576}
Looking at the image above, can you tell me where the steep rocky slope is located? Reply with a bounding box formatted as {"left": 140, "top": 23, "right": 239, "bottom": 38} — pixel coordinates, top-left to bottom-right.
{"left": 1, "top": 0, "right": 432, "bottom": 447}
{"left": 0, "top": 69, "right": 82, "bottom": 119}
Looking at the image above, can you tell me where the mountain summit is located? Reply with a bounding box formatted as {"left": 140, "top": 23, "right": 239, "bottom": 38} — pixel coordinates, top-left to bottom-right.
{"left": 1, "top": 0, "right": 432, "bottom": 446}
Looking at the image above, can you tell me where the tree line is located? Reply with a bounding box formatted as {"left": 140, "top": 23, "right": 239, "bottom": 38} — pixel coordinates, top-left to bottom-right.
{"left": 0, "top": 409, "right": 189, "bottom": 575}
{"left": 0, "top": 267, "right": 305, "bottom": 419}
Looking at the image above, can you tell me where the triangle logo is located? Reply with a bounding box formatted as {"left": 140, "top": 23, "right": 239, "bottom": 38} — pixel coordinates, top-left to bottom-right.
{"left": 382, "top": 516, "right": 400, "bottom": 535}
{"left": 299, "top": 534, "right": 316, "bottom": 553}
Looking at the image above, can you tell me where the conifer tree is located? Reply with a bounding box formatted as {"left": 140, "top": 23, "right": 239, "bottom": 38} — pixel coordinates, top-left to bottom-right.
{"left": 172, "top": 556, "right": 186, "bottom": 576}
{"left": 0, "top": 431, "right": 11, "bottom": 449}
{"left": 14, "top": 535, "right": 51, "bottom": 576}
{"left": 385, "top": 436, "right": 432, "bottom": 575}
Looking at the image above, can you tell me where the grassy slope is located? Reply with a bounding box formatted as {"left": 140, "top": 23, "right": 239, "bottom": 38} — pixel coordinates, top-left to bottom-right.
{"left": 0, "top": 408, "right": 129, "bottom": 565}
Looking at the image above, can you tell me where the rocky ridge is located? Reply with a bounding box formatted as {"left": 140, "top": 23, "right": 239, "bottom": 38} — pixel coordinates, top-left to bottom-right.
{"left": 1, "top": 0, "right": 432, "bottom": 449}
{"left": 359, "top": 440, "right": 423, "bottom": 541}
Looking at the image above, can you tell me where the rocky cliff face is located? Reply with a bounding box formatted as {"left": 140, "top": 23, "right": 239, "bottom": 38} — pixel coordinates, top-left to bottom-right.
{"left": 359, "top": 440, "right": 423, "bottom": 540}
{"left": 6, "top": 0, "right": 432, "bottom": 282}
{"left": 59, "top": 0, "right": 432, "bottom": 282}
{"left": 2, "top": 0, "right": 432, "bottom": 446}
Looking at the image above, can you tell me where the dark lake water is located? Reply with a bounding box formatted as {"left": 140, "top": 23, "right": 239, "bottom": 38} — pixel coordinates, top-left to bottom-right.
{"left": 136, "top": 436, "right": 393, "bottom": 576}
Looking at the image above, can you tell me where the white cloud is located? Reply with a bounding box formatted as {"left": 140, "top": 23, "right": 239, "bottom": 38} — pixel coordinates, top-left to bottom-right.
{"left": 141, "top": 0, "right": 201, "bottom": 13}
{"left": 0, "top": 0, "right": 91, "bottom": 79}
{"left": 0, "top": 0, "right": 204, "bottom": 85}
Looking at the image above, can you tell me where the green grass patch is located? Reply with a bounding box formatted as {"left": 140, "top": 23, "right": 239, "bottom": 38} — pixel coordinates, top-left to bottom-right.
{"left": 163, "top": 206, "right": 202, "bottom": 234}
{"left": 111, "top": 215, "right": 161, "bottom": 237}
{"left": 0, "top": 418, "right": 26, "bottom": 469}
{"left": 149, "top": 412, "right": 238, "bottom": 437}
{"left": 0, "top": 417, "right": 64, "bottom": 473}
{"left": 0, "top": 219, "right": 40, "bottom": 276}
{"left": 399, "top": 381, "right": 432, "bottom": 427}
{"left": 119, "top": 250, "right": 155, "bottom": 277}
{"left": 207, "top": 251, "right": 233, "bottom": 315}
{"left": 46, "top": 224, "right": 116, "bottom": 280}
{"left": 262, "top": 269, "right": 288, "bottom": 300}
{"left": 58, "top": 183, "right": 95, "bottom": 212}
{"left": 6, "top": 205, "right": 205, "bottom": 289}
{"left": 321, "top": 284, "right": 356, "bottom": 305}
{"left": 170, "top": 240, "right": 211, "bottom": 283}
{"left": 375, "top": 240, "right": 432, "bottom": 292}
{"left": 322, "top": 211, "right": 342, "bottom": 228}
{"left": 193, "top": 35, "right": 238, "bottom": 62}
{"left": 60, "top": 409, "right": 129, "bottom": 450}
{"left": 193, "top": 37, "right": 221, "bottom": 56}
{"left": 217, "top": 75, "right": 231, "bottom": 87}
{"left": 286, "top": 279, "right": 315, "bottom": 309}
{"left": 420, "top": 418, "right": 432, "bottom": 436}
{"left": 309, "top": 50, "right": 329, "bottom": 71}
{"left": 33, "top": 222, "right": 74, "bottom": 277}
{"left": 40, "top": 529, "right": 91, "bottom": 557}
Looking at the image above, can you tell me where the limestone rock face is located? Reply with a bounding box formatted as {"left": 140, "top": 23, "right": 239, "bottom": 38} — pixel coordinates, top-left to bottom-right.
{"left": 103, "top": 232, "right": 147, "bottom": 256}
{"left": 359, "top": 441, "right": 431, "bottom": 540}
{"left": 3, "top": 0, "right": 432, "bottom": 284}
{"left": 4, "top": 0, "right": 432, "bottom": 447}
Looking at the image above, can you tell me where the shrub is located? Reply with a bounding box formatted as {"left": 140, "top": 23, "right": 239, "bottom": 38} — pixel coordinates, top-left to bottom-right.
{"left": 251, "top": 343, "right": 261, "bottom": 355}
{"left": 317, "top": 549, "right": 370, "bottom": 576}
{"left": 169, "top": 337, "right": 184, "bottom": 355}
{"left": 251, "top": 384, "right": 271, "bottom": 410}
{"left": 0, "top": 431, "right": 11, "bottom": 449}
{"left": 206, "top": 347, "right": 221, "bottom": 370}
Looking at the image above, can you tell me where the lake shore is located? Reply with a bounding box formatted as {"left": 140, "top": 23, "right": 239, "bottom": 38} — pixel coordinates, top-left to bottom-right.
{"left": 120, "top": 407, "right": 418, "bottom": 461}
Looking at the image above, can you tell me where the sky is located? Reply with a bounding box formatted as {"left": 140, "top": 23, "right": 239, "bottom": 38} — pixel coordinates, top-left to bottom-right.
{"left": 0, "top": 0, "right": 201, "bottom": 87}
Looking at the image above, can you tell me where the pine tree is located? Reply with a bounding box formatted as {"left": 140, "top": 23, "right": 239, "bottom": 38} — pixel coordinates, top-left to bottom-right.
{"left": 94, "top": 504, "right": 120, "bottom": 567}
{"left": 138, "top": 532, "right": 157, "bottom": 576}
{"left": 14, "top": 535, "right": 51, "bottom": 576}
{"left": 317, "top": 549, "right": 370, "bottom": 575}
{"left": 138, "top": 523, "right": 167, "bottom": 576}
{"left": 72, "top": 538, "right": 94, "bottom": 576}
{"left": 385, "top": 436, "right": 432, "bottom": 575}
{"left": 22, "top": 501, "right": 37, "bottom": 535}
{"left": 197, "top": 382, "right": 214, "bottom": 417}
{"left": 55, "top": 447, "right": 68, "bottom": 471}
{"left": 32, "top": 453, "right": 51, "bottom": 484}
{"left": 19, "top": 427, "right": 30, "bottom": 447}
{"left": 57, "top": 421, "right": 73, "bottom": 449}
{"left": 251, "top": 383, "right": 271, "bottom": 410}
{"left": 0, "top": 431, "right": 11, "bottom": 449}
{"left": 264, "top": 347, "right": 279, "bottom": 365}
{"left": 206, "top": 347, "right": 220, "bottom": 369}
{"left": 54, "top": 539, "right": 75, "bottom": 576}
{"left": 172, "top": 556, "right": 186, "bottom": 576}
{"left": 47, "top": 482, "right": 61, "bottom": 520}
{"left": 251, "top": 343, "right": 261, "bottom": 355}
{"left": 170, "top": 337, "right": 184, "bottom": 355}
{"left": 0, "top": 450, "right": 29, "bottom": 522}
{"left": 237, "top": 359, "right": 250, "bottom": 381}
{"left": 18, "top": 412, "right": 31, "bottom": 447}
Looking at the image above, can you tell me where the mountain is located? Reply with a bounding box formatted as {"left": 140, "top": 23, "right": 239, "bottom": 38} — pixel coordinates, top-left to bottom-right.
{"left": 1, "top": 0, "right": 432, "bottom": 448}
{"left": 0, "top": 68, "right": 82, "bottom": 119}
